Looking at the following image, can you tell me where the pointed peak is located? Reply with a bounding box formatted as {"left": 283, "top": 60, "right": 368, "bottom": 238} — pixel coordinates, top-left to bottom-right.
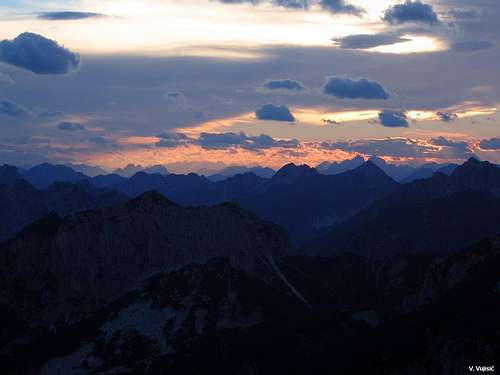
{"left": 368, "top": 156, "right": 387, "bottom": 166}
{"left": 273, "top": 163, "right": 317, "bottom": 184}
{"left": 453, "top": 157, "right": 493, "bottom": 175}
{"left": 127, "top": 191, "right": 176, "bottom": 209}
{"left": 358, "top": 159, "right": 383, "bottom": 171}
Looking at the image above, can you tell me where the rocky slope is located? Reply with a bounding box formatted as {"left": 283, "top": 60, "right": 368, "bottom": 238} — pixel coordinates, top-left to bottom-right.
{"left": 0, "top": 191, "right": 291, "bottom": 328}
{"left": 308, "top": 158, "right": 500, "bottom": 256}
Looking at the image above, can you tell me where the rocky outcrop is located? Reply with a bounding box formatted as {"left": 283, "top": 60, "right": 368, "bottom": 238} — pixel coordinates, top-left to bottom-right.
{"left": 0, "top": 191, "right": 291, "bottom": 327}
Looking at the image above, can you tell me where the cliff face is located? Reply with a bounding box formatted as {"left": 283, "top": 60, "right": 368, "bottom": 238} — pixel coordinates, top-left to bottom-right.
{"left": 0, "top": 191, "right": 291, "bottom": 327}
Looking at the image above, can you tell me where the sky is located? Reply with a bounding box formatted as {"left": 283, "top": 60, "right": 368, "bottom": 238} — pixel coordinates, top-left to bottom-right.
{"left": 0, "top": 0, "right": 499, "bottom": 172}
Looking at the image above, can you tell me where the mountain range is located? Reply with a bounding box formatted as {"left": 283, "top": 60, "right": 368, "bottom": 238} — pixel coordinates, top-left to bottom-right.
{"left": 307, "top": 158, "right": 500, "bottom": 256}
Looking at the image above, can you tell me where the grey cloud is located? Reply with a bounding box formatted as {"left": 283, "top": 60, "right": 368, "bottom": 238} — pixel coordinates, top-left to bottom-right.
{"left": 156, "top": 131, "right": 192, "bottom": 148}
{"left": 255, "top": 104, "right": 295, "bottom": 122}
{"left": 378, "top": 110, "right": 409, "bottom": 127}
{"left": 0, "top": 100, "right": 30, "bottom": 117}
{"left": 322, "top": 118, "right": 339, "bottom": 125}
{"left": 451, "top": 40, "right": 494, "bottom": 52}
{"left": 0, "top": 32, "right": 80, "bottom": 75}
{"left": 324, "top": 76, "right": 390, "bottom": 100}
{"left": 38, "top": 12, "right": 105, "bottom": 20}
{"left": 479, "top": 138, "right": 500, "bottom": 150}
{"left": 319, "top": 0, "right": 364, "bottom": 15}
{"left": 57, "top": 121, "right": 86, "bottom": 131}
{"left": 260, "top": 79, "right": 306, "bottom": 92}
{"left": 319, "top": 137, "right": 473, "bottom": 160}
{"left": 0, "top": 73, "right": 14, "bottom": 84}
{"left": 332, "top": 33, "right": 410, "bottom": 49}
{"left": 382, "top": 1, "right": 439, "bottom": 25}
{"left": 198, "top": 132, "right": 300, "bottom": 150}
{"left": 448, "top": 9, "right": 480, "bottom": 20}
{"left": 430, "top": 137, "right": 473, "bottom": 158}
{"left": 436, "top": 111, "right": 458, "bottom": 122}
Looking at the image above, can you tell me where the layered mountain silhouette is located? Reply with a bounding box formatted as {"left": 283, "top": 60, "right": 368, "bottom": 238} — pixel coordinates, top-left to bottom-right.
{"left": 307, "top": 158, "right": 500, "bottom": 256}
{"left": 0, "top": 165, "right": 127, "bottom": 241}
{"left": 207, "top": 165, "right": 275, "bottom": 181}
{"left": 0, "top": 191, "right": 291, "bottom": 327}
{"left": 1, "top": 157, "right": 500, "bottom": 374}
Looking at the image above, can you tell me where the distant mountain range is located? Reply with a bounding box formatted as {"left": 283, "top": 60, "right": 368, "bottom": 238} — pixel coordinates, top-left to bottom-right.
{"left": 4, "top": 158, "right": 498, "bottom": 248}
{"left": 307, "top": 158, "right": 500, "bottom": 256}
{"left": 317, "top": 156, "right": 459, "bottom": 182}
{"left": 0, "top": 165, "right": 127, "bottom": 241}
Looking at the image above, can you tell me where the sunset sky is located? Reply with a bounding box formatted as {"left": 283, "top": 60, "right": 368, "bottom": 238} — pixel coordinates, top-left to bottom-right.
{"left": 0, "top": 0, "right": 498, "bottom": 172}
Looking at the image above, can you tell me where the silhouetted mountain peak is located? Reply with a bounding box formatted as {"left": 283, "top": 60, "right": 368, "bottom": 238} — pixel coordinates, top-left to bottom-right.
{"left": 272, "top": 163, "right": 318, "bottom": 184}
{"left": 127, "top": 190, "right": 177, "bottom": 209}
{"left": 0, "top": 165, "right": 22, "bottom": 185}
{"left": 351, "top": 160, "right": 392, "bottom": 179}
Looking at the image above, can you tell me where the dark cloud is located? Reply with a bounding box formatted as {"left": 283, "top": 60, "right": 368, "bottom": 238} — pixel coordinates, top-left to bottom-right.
{"left": 0, "top": 100, "right": 29, "bottom": 117}
{"left": 38, "top": 111, "right": 64, "bottom": 118}
{"left": 436, "top": 111, "right": 458, "bottom": 122}
{"left": 322, "top": 118, "right": 339, "bottom": 125}
{"left": 156, "top": 131, "right": 192, "bottom": 148}
{"left": 323, "top": 76, "right": 390, "bottom": 100}
{"left": 319, "top": 137, "right": 473, "bottom": 160}
{"left": 57, "top": 121, "right": 86, "bottom": 131}
{"left": 448, "top": 9, "right": 479, "bottom": 20}
{"left": 382, "top": 1, "right": 439, "bottom": 25}
{"left": 451, "top": 40, "right": 494, "bottom": 52}
{"left": 0, "top": 32, "right": 80, "bottom": 75}
{"left": 214, "top": 0, "right": 309, "bottom": 9}
{"left": 273, "top": 0, "right": 310, "bottom": 9}
{"left": 261, "top": 79, "right": 306, "bottom": 92}
{"left": 430, "top": 137, "right": 473, "bottom": 158}
{"left": 255, "top": 104, "right": 295, "bottom": 122}
{"left": 198, "top": 131, "right": 300, "bottom": 150}
{"left": 0, "top": 72, "right": 14, "bottom": 84}
{"left": 215, "top": 0, "right": 363, "bottom": 13}
{"left": 479, "top": 138, "right": 500, "bottom": 150}
{"left": 38, "top": 12, "right": 105, "bottom": 20}
{"left": 332, "top": 33, "right": 410, "bottom": 49}
{"left": 378, "top": 110, "right": 409, "bottom": 127}
{"left": 319, "top": 0, "right": 364, "bottom": 15}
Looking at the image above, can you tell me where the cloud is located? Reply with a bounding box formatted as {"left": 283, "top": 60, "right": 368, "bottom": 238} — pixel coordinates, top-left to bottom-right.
{"left": 0, "top": 72, "right": 14, "bottom": 84}
{"left": 322, "top": 118, "right": 339, "bottom": 125}
{"left": 323, "top": 76, "right": 390, "bottom": 100}
{"left": 57, "top": 121, "right": 86, "bottom": 131}
{"left": 255, "top": 104, "right": 295, "bottom": 121}
{"left": 215, "top": 0, "right": 363, "bottom": 13}
{"left": 38, "top": 111, "right": 63, "bottom": 118}
{"left": 319, "top": 0, "right": 364, "bottom": 15}
{"left": 0, "top": 33, "right": 80, "bottom": 75}
{"left": 430, "top": 137, "right": 473, "bottom": 158}
{"left": 479, "top": 138, "right": 500, "bottom": 150}
{"left": 156, "top": 131, "right": 192, "bottom": 148}
{"left": 0, "top": 100, "right": 29, "bottom": 117}
{"left": 198, "top": 131, "right": 300, "bottom": 150}
{"left": 378, "top": 110, "right": 409, "bottom": 127}
{"left": 273, "top": 0, "right": 310, "bottom": 9}
{"left": 436, "top": 111, "right": 458, "bottom": 122}
{"left": 382, "top": 1, "right": 439, "bottom": 25}
{"left": 38, "top": 12, "right": 105, "bottom": 20}
{"left": 332, "top": 33, "right": 410, "bottom": 49}
{"left": 448, "top": 9, "right": 479, "bottom": 20}
{"left": 451, "top": 40, "right": 494, "bottom": 52}
{"left": 214, "top": 0, "right": 309, "bottom": 9}
{"left": 260, "top": 79, "right": 306, "bottom": 92}
{"left": 319, "top": 137, "right": 473, "bottom": 160}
